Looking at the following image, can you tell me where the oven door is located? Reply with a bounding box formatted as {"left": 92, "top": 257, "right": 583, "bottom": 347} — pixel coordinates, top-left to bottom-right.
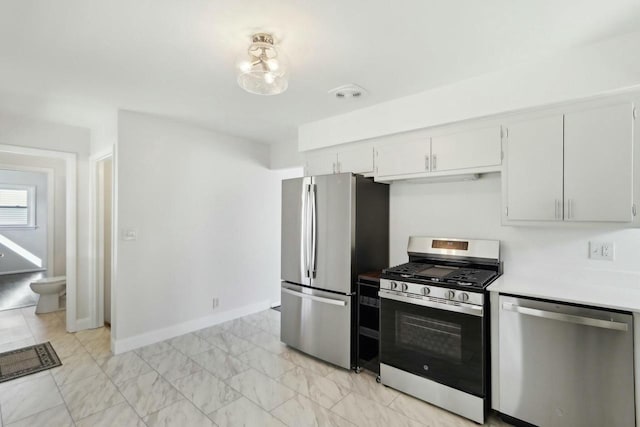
{"left": 379, "top": 292, "right": 485, "bottom": 396}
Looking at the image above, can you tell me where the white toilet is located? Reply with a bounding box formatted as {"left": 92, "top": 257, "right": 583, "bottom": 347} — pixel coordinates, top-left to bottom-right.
{"left": 30, "top": 276, "right": 66, "bottom": 314}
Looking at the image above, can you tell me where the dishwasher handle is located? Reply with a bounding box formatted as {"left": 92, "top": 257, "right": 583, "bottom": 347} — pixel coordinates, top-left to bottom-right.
{"left": 502, "top": 302, "right": 629, "bottom": 331}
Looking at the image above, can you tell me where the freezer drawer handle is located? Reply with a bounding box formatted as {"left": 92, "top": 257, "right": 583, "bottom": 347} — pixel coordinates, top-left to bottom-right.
{"left": 502, "top": 302, "right": 629, "bottom": 331}
{"left": 282, "top": 288, "right": 347, "bottom": 306}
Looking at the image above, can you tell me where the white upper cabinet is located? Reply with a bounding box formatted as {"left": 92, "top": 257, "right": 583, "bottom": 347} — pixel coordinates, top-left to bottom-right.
{"left": 503, "top": 116, "right": 564, "bottom": 221}
{"left": 374, "top": 127, "right": 502, "bottom": 181}
{"left": 430, "top": 126, "right": 502, "bottom": 172}
{"left": 336, "top": 146, "right": 374, "bottom": 175}
{"left": 502, "top": 102, "right": 636, "bottom": 224}
{"left": 375, "top": 139, "right": 431, "bottom": 178}
{"left": 304, "top": 152, "right": 337, "bottom": 176}
{"left": 564, "top": 103, "right": 634, "bottom": 222}
{"left": 304, "top": 147, "right": 374, "bottom": 176}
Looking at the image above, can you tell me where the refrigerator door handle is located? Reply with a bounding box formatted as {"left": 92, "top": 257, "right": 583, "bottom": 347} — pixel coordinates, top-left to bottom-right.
{"left": 302, "top": 183, "right": 310, "bottom": 278}
{"left": 310, "top": 183, "right": 318, "bottom": 278}
{"left": 282, "top": 287, "right": 347, "bottom": 306}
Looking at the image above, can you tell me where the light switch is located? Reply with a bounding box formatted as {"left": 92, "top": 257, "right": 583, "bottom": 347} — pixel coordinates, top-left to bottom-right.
{"left": 121, "top": 228, "right": 138, "bottom": 241}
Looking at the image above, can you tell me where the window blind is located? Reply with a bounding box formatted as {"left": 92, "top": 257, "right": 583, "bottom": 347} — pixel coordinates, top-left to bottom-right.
{"left": 0, "top": 188, "right": 29, "bottom": 226}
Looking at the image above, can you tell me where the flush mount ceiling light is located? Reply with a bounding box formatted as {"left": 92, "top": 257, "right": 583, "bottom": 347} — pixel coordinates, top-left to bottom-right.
{"left": 236, "top": 33, "right": 288, "bottom": 96}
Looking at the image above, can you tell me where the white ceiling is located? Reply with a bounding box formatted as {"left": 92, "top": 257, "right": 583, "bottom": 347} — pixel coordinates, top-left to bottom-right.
{"left": 1, "top": 0, "right": 639, "bottom": 145}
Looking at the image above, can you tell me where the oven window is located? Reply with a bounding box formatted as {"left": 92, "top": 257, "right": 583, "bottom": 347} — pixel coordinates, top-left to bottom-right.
{"left": 396, "top": 312, "right": 462, "bottom": 361}
{"left": 380, "top": 297, "right": 485, "bottom": 397}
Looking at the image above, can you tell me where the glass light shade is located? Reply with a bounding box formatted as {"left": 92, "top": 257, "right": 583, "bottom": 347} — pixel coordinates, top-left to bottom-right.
{"left": 236, "top": 34, "right": 289, "bottom": 96}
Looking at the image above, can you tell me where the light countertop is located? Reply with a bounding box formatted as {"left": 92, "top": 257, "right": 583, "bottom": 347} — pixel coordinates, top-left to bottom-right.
{"left": 487, "top": 270, "right": 640, "bottom": 313}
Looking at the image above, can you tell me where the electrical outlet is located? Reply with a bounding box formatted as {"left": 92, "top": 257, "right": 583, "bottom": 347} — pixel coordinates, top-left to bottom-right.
{"left": 589, "top": 241, "right": 615, "bottom": 261}
{"left": 121, "top": 228, "right": 138, "bottom": 241}
{"left": 212, "top": 297, "right": 219, "bottom": 309}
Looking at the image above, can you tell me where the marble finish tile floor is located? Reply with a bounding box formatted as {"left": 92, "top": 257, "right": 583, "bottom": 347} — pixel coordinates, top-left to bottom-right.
{"left": 0, "top": 306, "right": 513, "bottom": 426}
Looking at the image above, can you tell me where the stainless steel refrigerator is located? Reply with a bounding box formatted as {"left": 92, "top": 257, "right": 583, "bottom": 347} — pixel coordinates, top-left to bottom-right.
{"left": 280, "top": 173, "right": 389, "bottom": 370}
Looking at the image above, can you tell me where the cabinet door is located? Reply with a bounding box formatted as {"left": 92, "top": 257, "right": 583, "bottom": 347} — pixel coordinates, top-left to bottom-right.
{"left": 504, "top": 116, "right": 564, "bottom": 221}
{"left": 305, "top": 152, "right": 337, "bottom": 176}
{"left": 337, "top": 146, "right": 374, "bottom": 174}
{"left": 375, "top": 139, "right": 430, "bottom": 177}
{"left": 430, "top": 126, "right": 501, "bottom": 172}
{"left": 564, "top": 103, "right": 634, "bottom": 222}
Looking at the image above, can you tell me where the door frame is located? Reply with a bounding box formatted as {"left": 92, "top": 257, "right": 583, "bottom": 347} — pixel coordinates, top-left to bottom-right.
{"left": 89, "top": 147, "right": 114, "bottom": 329}
{"left": 0, "top": 144, "right": 78, "bottom": 331}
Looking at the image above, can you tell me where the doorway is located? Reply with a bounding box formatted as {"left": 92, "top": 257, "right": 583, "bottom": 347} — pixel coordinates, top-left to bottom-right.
{"left": 0, "top": 145, "right": 77, "bottom": 331}
{"left": 0, "top": 165, "right": 56, "bottom": 312}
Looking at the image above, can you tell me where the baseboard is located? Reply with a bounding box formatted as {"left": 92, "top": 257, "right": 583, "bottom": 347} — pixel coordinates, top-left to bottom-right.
{"left": 75, "top": 316, "right": 93, "bottom": 330}
{"left": 0, "top": 268, "right": 47, "bottom": 276}
{"left": 112, "top": 299, "right": 272, "bottom": 354}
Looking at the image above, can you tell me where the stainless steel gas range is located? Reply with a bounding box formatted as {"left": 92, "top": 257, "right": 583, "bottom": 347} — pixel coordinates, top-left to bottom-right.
{"left": 379, "top": 237, "right": 501, "bottom": 424}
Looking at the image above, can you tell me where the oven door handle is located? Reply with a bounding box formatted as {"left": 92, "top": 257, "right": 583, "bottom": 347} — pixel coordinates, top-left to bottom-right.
{"left": 379, "top": 291, "right": 484, "bottom": 317}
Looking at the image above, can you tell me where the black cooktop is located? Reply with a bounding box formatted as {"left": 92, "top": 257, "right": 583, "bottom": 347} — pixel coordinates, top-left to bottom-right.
{"left": 382, "top": 261, "right": 498, "bottom": 289}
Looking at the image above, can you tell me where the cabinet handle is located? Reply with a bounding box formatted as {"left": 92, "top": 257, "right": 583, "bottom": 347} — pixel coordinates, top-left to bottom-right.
{"left": 432, "top": 155, "right": 437, "bottom": 170}
{"left": 425, "top": 155, "right": 430, "bottom": 171}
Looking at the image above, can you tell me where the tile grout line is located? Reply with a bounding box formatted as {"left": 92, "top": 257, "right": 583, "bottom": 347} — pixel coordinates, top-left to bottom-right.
{"left": 154, "top": 358, "right": 228, "bottom": 424}
{"left": 267, "top": 394, "right": 296, "bottom": 426}
{"left": 5, "top": 310, "right": 77, "bottom": 426}
{"left": 76, "top": 339, "right": 145, "bottom": 427}
{"left": 3, "top": 309, "right": 275, "bottom": 427}
{"left": 119, "top": 342, "right": 216, "bottom": 424}
{"left": 53, "top": 319, "right": 105, "bottom": 426}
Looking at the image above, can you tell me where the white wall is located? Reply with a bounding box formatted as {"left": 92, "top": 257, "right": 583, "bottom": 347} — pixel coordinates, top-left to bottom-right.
{"left": 0, "top": 153, "right": 66, "bottom": 276}
{"left": 270, "top": 140, "right": 304, "bottom": 170}
{"left": 0, "top": 112, "right": 91, "bottom": 321}
{"left": 115, "top": 110, "right": 287, "bottom": 348}
{"left": 0, "top": 169, "right": 47, "bottom": 273}
{"left": 300, "top": 31, "right": 640, "bottom": 151}
{"left": 390, "top": 174, "right": 640, "bottom": 277}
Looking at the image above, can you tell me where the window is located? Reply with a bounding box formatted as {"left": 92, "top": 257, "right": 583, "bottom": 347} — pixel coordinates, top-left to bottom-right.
{"left": 0, "top": 185, "right": 36, "bottom": 227}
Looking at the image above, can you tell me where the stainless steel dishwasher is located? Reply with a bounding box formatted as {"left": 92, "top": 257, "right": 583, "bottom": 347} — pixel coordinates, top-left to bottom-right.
{"left": 498, "top": 295, "right": 635, "bottom": 427}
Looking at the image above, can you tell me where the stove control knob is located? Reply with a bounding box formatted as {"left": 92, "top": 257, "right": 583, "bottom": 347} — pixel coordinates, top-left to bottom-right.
{"left": 401, "top": 282, "right": 408, "bottom": 292}
{"left": 459, "top": 292, "right": 470, "bottom": 302}
{"left": 422, "top": 287, "right": 431, "bottom": 296}
{"left": 446, "top": 290, "right": 455, "bottom": 300}
{"left": 390, "top": 281, "right": 398, "bottom": 290}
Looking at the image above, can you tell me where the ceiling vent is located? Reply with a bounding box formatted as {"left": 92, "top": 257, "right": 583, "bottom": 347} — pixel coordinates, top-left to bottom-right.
{"left": 328, "top": 84, "right": 367, "bottom": 99}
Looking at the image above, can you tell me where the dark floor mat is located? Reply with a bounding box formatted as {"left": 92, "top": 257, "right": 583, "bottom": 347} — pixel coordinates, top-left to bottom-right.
{"left": 0, "top": 341, "right": 62, "bottom": 383}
